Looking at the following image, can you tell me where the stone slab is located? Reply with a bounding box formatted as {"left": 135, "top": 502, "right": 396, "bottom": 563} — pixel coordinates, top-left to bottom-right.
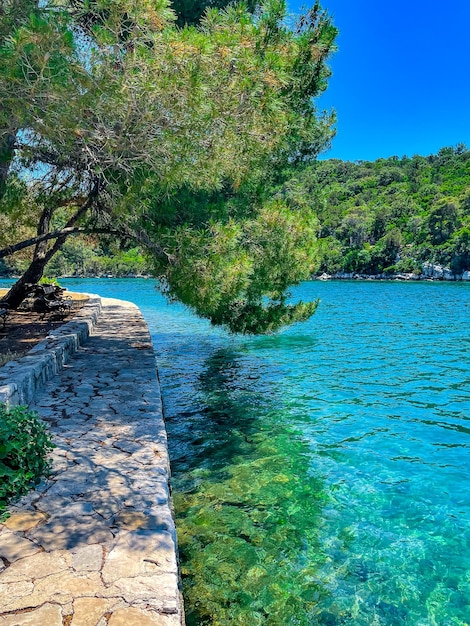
{"left": 0, "top": 296, "right": 102, "bottom": 406}
{"left": 0, "top": 602, "right": 63, "bottom": 625}
{"left": 0, "top": 298, "right": 183, "bottom": 625}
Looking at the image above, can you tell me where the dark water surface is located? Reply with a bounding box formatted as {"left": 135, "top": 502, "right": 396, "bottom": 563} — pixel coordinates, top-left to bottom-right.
{"left": 4, "top": 279, "right": 470, "bottom": 624}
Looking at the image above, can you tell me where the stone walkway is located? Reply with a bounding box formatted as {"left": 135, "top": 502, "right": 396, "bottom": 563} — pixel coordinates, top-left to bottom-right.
{"left": 0, "top": 298, "right": 183, "bottom": 626}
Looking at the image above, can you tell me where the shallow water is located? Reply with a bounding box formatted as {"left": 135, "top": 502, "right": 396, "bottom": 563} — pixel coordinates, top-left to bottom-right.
{"left": 4, "top": 278, "right": 470, "bottom": 624}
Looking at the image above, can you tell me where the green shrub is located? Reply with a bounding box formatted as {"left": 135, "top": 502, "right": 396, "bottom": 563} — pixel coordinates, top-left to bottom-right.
{"left": 0, "top": 404, "right": 54, "bottom": 519}
{"left": 38, "top": 276, "right": 61, "bottom": 287}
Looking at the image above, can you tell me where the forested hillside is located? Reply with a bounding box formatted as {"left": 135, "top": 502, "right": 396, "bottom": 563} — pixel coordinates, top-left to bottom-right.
{"left": 280, "top": 144, "right": 470, "bottom": 276}
{"left": 2, "top": 145, "right": 469, "bottom": 280}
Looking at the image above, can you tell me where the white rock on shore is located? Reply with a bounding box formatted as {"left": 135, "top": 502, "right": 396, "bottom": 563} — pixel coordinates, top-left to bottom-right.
{"left": 314, "top": 263, "right": 470, "bottom": 281}
{"left": 315, "top": 271, "right": 420, "bottom": 281}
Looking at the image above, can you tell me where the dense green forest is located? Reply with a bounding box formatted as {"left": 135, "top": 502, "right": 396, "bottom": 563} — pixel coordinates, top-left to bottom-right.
{"left": 2, "top": 145, "right": 469, "bottom": 280}
{"left": 281, "top": 144, "right": 470, "bottom": 277}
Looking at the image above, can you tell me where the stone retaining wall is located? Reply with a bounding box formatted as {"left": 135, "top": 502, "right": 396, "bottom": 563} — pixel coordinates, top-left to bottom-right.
{"left": 0, "top": 295, "right": 102, "bottom": 406}
{"left": 0, "top": 296, "right": 184, "bottom": 625}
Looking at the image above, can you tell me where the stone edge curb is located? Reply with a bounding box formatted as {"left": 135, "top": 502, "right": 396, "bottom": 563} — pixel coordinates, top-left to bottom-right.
{"left": 0, "top": 294, "right": 102, "bottom": 406}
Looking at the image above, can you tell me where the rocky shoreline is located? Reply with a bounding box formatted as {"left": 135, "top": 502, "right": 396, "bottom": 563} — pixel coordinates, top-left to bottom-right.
{"left": 4, "top": 264, "right": 470, "bottom": 285}
{"left": 315, "top": 263, "right": 470, "bottom": 282}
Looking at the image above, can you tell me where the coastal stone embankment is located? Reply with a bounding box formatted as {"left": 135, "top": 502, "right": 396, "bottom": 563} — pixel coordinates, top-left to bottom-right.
{"left": 0, "top": 298, "right": 183, "bottom": 625}
{"left": 0, "top": 296, "right": 102, "bottom": 406}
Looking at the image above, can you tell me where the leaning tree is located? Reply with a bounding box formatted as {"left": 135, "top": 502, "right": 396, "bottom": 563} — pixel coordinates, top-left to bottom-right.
{"left": 0, "top": 0, "right": 337, "bottom": 332}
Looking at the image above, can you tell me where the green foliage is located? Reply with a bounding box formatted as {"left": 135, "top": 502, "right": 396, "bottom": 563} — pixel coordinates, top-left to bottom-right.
{"left": 0, "top": 404, "right": 54, "bottom": 519}
{"left": 442, "top": 226, "right": 470, "bottom": 274}
{"left": 152, "top": 199, "right": 321, "bottom": 332}
{"left": 42, "top": 241, "right": 151, "bottom": 277}
{"left": 0, "top": 351, "right": 23, "bottom": 367}
{"left": 426, "top": 198, "right": 460, "bottom": 245}
{"left": 1, "top": 0, "right": 337, "bottom": 332}
{"left": 315, "top": 236, "right": 342, "bottom": 273}
{"left": 278, "top": 145, "right": 470, "bottom": 275}
{"left": 38, "top": 276, "right": 60, "bottom": 286}
{"left": 171, "top": 0, "right": 258, "bottom": 27}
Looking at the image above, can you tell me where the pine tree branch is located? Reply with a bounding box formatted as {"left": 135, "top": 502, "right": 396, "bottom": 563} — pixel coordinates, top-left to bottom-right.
{"left": 0, "top": 227, "right": 127, "bottom": 259}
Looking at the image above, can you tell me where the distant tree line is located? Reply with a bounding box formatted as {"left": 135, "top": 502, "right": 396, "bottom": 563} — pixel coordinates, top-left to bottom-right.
{"left": 0, "top": 236, "right": 151, "bottom": 279}
{"left": 276, "top": 144, "right": 470, "bottom": 276}
{"left": 3, "top": 145, "right": 469, "bottom": 282}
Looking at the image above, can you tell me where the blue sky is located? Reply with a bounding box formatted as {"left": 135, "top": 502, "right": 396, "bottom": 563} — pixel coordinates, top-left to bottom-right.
{"left": 289, "top": 0, "right": 470, "bottom": 162}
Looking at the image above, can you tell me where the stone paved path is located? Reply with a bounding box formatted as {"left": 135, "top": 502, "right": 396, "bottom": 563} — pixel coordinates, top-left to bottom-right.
{"left": 0, "top": 298, "right": 183, "bottom": 626}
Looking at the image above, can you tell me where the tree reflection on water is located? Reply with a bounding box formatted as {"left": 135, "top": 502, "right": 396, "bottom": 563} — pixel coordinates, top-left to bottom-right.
{"left": 167, "top": 348, "right": 332, "bottom": 626}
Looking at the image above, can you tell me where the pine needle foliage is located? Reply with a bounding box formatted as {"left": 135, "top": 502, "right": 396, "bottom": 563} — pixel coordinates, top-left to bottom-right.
{"left": 0, "top": 0, "right": 337, "bottom": 331}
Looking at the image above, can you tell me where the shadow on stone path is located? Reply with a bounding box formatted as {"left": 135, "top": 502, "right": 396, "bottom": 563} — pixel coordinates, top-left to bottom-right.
{"left": 0, "top": 298, "right": 183, "bottom": 626}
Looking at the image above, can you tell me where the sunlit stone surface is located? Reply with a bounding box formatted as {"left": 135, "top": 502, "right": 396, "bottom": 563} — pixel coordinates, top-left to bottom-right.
{"left": 0, "top": 298, "right": 183, "bottom": 625}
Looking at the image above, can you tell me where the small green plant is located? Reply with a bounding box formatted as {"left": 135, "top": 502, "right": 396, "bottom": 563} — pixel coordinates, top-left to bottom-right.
{"left": 0, "top": 404, "right": 54, "bottom": 519}
{"left": 39, "top": 276, "right": 60, "bottom": 287}
{"left": 0, "top": 351, "right": 23, "bottom": 367}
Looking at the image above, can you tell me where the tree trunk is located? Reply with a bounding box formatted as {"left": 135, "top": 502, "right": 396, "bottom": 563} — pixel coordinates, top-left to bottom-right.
{"left": 0, "top": 132, "right": 16, "bottom": 201}
{"left": 1, "top": 206, "right": 54, "bottom": 308}
{"left": 1, "top": 183, "right": 99, "bottom": 308}
{"left": 0, "top": 257, "right": 51, "bottom": 309}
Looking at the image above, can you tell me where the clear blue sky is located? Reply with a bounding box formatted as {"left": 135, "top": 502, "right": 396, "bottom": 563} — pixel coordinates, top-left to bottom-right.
{"left": 289, "top": 0, "right": 470, "bottom": 162}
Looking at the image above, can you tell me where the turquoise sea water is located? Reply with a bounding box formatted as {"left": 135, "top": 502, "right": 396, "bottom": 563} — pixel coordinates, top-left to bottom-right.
{"left": 3, "top": 279, "right": 470, "bottom": 624}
